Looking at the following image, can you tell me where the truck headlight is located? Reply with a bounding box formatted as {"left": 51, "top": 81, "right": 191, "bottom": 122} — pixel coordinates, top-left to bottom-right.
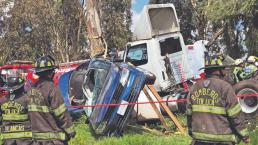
{"left": 120, "top": 68, "right": 129, "bottom": 86}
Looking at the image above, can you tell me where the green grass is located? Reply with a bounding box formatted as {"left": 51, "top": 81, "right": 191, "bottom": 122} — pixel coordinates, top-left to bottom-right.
{"left": 69, "top": 115, "right": 258, "bottom": 145}
{"left": 244, "top": 130, "right": 258, "bottom": 145}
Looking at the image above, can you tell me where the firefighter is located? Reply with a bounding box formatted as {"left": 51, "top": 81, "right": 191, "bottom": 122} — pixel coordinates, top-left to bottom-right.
{"left": 0, "top": 73, "right": 33, "bottom": 145}
{"left": 244, "top": 56, "right": 258, "bottom": 79}
{"left": 27, "top": 55, "right": 75, "bottom": 145}
{"left": 187, "top": 60, "right": 250, "bottom": 145}
{"left": 233, "top": 59, "right": 246, "bottom": 83}
{"left": 205, "top": 53, "right": 224, "bottom": 66}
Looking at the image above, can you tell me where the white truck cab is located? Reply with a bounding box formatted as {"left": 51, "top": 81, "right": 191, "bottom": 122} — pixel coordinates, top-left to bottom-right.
{"left": 125, "top": 4, "right": 193, "bottom": 92}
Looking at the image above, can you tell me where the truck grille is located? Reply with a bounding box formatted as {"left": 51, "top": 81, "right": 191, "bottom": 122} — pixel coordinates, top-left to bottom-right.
{"left": 115, "top": 76, "right": 143, "bottom": 133}
{"left": 102, "top": 83, "right": 124, "bottom": 122}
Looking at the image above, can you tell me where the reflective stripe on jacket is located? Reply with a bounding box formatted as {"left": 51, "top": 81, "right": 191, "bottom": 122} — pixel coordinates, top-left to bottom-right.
{"left": 1, "top": 131, "right": 66, "bottom": 141}
{"left": 2, "top": 114, "right": 29, "bottom": 121}
{"left": 2, "top": 132, "right": 32, "bottom": 139}
{"left": 33, "top": 132, "right": 66, "bottom": 141}
{"left": 187, "top": 75, "right": 249, "bottom": 143}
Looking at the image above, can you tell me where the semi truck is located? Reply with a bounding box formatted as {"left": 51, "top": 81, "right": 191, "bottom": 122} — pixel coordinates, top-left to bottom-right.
{"left": 124, "top": 4, "right": 201, "bottom": 120}
{"left": 124, "top": 4, "right": 258, "bottom": 120}
{"left": 125, "top": 4, "right": 196, "bottom": 93}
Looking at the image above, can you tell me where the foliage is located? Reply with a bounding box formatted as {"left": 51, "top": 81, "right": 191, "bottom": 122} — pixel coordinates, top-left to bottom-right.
{"left": 0, "top": 0, "right": 89, "bottom": 64}
{"left": 0, "top": 0, "right": 132, "bottom": 63}
{"left": 0, "top": 0, "right": 256, "bottom": 62}
{"left": 202, "top": 0, "right": 258, "bottom": 57}
{"left": 204, "top": 0, "right": 257, "bottom": 21}
{"left": 99, "top": 0, "right": 132, "bottom": 50}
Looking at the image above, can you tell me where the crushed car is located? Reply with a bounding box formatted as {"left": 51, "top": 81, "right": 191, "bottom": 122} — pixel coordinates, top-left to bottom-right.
{"left": 58, "top": 58, "right": 155, "bottom": 136}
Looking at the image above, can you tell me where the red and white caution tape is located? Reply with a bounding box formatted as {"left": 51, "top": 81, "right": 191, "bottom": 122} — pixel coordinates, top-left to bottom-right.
{"left": 66, "top": 93, "right": 258, "bottom": 108}
{"left": 67, "top": 99, "right": 187, "bottom": 108}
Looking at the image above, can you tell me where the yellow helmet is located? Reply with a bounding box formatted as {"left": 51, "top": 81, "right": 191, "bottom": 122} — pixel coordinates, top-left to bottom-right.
{"left": 202, "top": 57, "right": 225, "bottom": 71}
{"left": 247, "top": 56, "right": 256, "bottom": 63}
{"left": 34, "top": 55, "right": 57, "bottom": 73}
{"left": 205, "top": 58, "right": 223, "bottom": 66}
{"left": 234, "top": 59, "right": 244, "bottom": 66}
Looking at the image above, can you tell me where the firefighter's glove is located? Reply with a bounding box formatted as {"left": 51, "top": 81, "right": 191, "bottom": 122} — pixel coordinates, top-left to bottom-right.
{"left": 242, "top": 136, "right": 250, "bottom": 144}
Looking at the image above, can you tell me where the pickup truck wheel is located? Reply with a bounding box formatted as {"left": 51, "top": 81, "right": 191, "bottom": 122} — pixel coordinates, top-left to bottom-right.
{"left": 233, "top": 79, "right": 258, "bottom": 118}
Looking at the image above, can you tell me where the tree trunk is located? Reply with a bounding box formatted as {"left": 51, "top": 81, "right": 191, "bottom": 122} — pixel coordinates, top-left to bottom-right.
{"left": 54, "top": 28, "right": 65, "bottom": 62}
{"left": 65, "top": 27, "right": 69, "bottom": 62}
{"left": 85, "top": 0, "right": 105, "bottom": 57}
{"left": 76, "top": 8, "right": 82, "bottom": 54}
{"left": 191, "top": 0, "right": 207, "bottom": 40}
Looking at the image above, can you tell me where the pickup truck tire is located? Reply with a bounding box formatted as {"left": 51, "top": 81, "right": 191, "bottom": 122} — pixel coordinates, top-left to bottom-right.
{"left": 233, "top": 79, "right": 258, "bottom": 118}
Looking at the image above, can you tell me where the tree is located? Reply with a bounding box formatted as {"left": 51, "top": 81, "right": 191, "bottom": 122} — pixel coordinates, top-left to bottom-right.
{"left": 61, "top": 0, "right": 89, "bottom": 60}
{"left": 99, "top": 0, "right": 132, "bottom": 50}
{"left": 204, "top": 0, "right": 258, "bottom": 57}
{"left": 0, "top": 0, "right": 88, "bottom": 64}
{"left": 85, "top": 0, "right": 106, "bottom": 57}
{"left": 204, "top": 0, "right": 257, "bottom": 22}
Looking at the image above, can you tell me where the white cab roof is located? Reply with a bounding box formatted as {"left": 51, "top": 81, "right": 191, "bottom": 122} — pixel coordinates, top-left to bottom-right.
{"left": 132, "top": 4, "right": 180, "bottom": 41}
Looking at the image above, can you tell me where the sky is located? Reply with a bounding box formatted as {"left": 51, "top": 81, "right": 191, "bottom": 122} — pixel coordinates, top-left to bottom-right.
{"left": 131, "top": 0, "right": 150, "bottom": 31}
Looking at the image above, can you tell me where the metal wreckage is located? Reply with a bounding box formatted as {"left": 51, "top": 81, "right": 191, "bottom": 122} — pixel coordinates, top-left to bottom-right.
{"left": 0, "top": 4, "right": 257, "bottom": 137}
{"left": 59, "top": 58, "right": 156, "bottom": 136}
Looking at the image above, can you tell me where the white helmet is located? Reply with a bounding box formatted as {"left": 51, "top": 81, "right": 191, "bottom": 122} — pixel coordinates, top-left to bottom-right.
{"left": 234, "top": 59, "right": 244, "bottom": 66}
{"left": 247, "top": 56, "right": 256, "bottom": 63}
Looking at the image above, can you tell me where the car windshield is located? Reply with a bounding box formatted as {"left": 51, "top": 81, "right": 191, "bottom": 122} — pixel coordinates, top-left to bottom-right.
{"left": 126, "top": 43, "right": 148, "bottom": 66}
{"left": 82, "top": 61, "right": 111, "bottom": 106}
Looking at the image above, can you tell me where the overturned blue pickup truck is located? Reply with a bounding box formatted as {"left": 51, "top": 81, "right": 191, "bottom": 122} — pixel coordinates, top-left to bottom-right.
{"left": 59, "top": 58, "right": 155, "bottom": 136}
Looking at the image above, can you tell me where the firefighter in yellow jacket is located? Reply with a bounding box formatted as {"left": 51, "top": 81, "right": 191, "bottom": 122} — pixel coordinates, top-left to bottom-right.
{"left": 244, "top": 56, "right": 258, "bottom": 79}
{"left": 187, "top": 60, "right": 250, "bottom": 145}
{"left": 28, "top": 55, "right": 75, "bottom": 145}
{"left": 0, "top": 73, "right": 33, "bottom": 145}
{"left": 233, "top": 59, "right": 246, "bottom": 83}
